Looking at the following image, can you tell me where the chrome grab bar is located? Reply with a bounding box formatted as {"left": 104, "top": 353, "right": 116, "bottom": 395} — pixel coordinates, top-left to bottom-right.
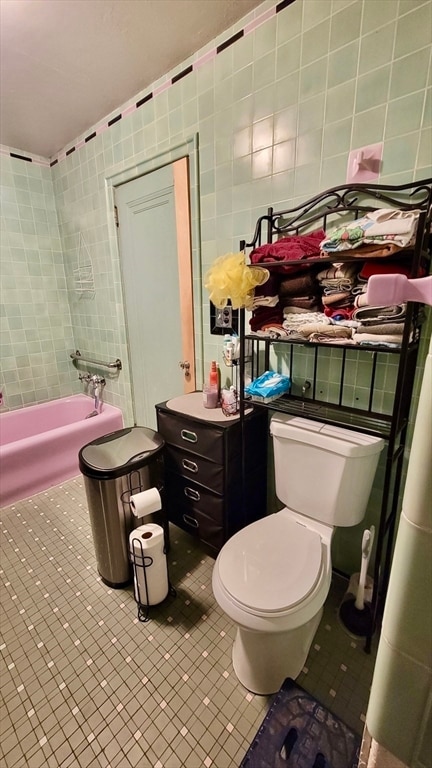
{"left": 70, "top": 349, "right": 122, "bottom": 371}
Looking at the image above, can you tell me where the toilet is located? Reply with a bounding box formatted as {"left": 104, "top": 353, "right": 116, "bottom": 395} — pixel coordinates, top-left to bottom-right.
{"left": 212, "top": 414, "right": 384, "bottom": 694}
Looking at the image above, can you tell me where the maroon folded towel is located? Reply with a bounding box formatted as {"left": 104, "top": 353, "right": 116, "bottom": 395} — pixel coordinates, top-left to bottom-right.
{"left": 358, "top": 260, "right": 413, "bottom": 280}
{"left": 250, "top": 229, "right": 325, "bottom": 273}
{"left": 250, "top": 305, "right": 283, "bottom": 332}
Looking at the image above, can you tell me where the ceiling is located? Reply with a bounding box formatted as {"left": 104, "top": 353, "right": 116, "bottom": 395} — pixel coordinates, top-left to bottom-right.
{"left": 0, "top": 0, "right": 263, "bottom": 159}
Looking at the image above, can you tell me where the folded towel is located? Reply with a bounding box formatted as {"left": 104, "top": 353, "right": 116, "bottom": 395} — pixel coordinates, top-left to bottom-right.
{"left": 352, "top": 304, "right": 406, "bottom": 324}
{"left": 322, "top": 292, "right": 353, "bottom": 307}
{"left": 358, "top": 260, "right": 413, "bottom": 280}
{"left": 320, "top": 209, "right": 420, "bottom": 253}
{"left": 283, "top": 306, "right": 322, "bottom": 315}
{"left": 320, "top": 242, "right": 408, "bottom": 259}
{"left": 279, "top": 271, "right": 319, "bottom": 297}
{"left": 355, "top": 322, "right": 405, "bottom": 335}
{"left": 317, "top": 263, "right": 360, "bottom": 281}
{"left": 283, "top": 310, "right": 329, "bottom": 322}
{"left": 323, "top": 282, "right": 356, "bottom": 293}
{"left": 352, "top": 337, "right": 401, "bottom": 349}
{"left": 298, "top": 323, "right": 352, "bottom": 339}
{"left": 352, "top": 332, "right": 407, "bottom": 346}
{"left": 256, "top": 324, "right": 290, "bottom": 339}
{"left": 309, "top": 333, "right": 356, "bottom": 344}
{"left": 283, "top": 312, "right": 329, "bottom": 335}
{"left": 250, "top": 305, "right": 284, "bottom": 332}
{"left": 354, "top": 293, "right": 371, "bottom": 308}
{"left": 252, "top": 294, "right": 280, "bottom": 309}
{"left": 280, "top": 295, "right": 321, "bottom": 311}
{"left": 250, "top": 229, "right": 325, "bottom": 272}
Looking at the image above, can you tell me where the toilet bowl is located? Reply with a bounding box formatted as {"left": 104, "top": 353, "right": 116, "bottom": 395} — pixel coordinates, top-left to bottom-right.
{"left": 212, "top": 508, "right": 333, "bottom": 694}
{"left": 212, "top": 414, "right": 384, "bottom": 695}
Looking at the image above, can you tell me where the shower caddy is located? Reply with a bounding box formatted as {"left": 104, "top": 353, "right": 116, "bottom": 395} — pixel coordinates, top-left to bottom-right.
{"left": 235, "top": 178, "right": 432, "bottom": 652}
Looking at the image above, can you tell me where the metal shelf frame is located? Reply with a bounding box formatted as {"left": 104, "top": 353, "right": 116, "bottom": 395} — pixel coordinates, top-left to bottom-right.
{"left": 237, "top": 178, "right": 432, "bottom": 653}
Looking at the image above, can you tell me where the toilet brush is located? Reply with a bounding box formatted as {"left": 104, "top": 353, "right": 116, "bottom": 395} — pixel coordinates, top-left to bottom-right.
{"left": 339, "top": 526, "right": 375, "bottom": 637}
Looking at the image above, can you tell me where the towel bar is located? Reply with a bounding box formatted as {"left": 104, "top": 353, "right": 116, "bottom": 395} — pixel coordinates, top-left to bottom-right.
{"left": 70, "top": 350, "right": 122, "bottom": 371}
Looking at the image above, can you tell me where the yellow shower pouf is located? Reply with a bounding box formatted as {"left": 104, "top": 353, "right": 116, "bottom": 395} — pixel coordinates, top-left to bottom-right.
{"left": 205, "top": 253, "right": 269, "bottom": 309}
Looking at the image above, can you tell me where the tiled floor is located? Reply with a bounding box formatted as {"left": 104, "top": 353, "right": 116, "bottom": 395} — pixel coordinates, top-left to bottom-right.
{"left": 1, "top": 477, "right": 378, "bottom": 768}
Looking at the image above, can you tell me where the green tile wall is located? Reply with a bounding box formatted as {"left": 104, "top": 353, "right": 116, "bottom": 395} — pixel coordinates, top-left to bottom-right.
{"left": 0, "top": 154, "right": 75, "bottom": 410}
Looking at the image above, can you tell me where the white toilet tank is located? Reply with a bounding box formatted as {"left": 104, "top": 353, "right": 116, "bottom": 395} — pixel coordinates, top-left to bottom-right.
{"left": 270, "top": 415, "right": 384, "bottom": 527}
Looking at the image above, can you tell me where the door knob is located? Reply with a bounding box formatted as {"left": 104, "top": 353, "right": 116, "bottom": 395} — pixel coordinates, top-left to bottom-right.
{"left": 179, "top": 361, "right": 190, "bottom": 371}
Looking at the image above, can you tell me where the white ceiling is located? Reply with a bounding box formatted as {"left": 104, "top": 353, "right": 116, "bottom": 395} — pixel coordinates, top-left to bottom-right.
{"left": 0, "top": 0, "right": 263, "bottom": 159}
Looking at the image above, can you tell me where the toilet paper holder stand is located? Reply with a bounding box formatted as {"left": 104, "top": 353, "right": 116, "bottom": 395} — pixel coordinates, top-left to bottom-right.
{"left": 123, "top": 476, "right": 175, "bottom": 622}
{"left": 120, "top": 472, "right": 171, "bottom": 552}
{"left": 129, "top": 534, "right": 176, "bottom": 622}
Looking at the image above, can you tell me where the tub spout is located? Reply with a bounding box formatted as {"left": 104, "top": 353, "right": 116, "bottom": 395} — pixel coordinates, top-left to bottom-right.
{"left": 89, "top": 375, "right": 105, "bottom": 413}
{"left": 302, "top": 380, "right": 311, "bottom": 396}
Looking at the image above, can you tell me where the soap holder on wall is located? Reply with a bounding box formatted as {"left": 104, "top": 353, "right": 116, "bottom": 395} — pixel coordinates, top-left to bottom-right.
{"left": 346, "top": 142, "right": 383, "bottom": 184}
{"left": 73, "top": 232, "right": 95, "bottom": 298}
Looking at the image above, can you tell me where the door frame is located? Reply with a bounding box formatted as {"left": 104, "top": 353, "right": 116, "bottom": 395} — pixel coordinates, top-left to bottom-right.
{"left": 105, "top": 136, "right": 203, "bottom": 425}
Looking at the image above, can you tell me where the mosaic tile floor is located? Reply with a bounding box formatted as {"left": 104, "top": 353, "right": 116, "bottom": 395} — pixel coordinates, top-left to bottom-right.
{"left": 1, "top": 477, "right": 378, "bottom": 768}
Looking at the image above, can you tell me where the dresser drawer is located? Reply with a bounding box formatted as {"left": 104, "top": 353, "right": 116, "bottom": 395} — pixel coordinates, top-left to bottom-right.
{"left": 168, "top": 501, "right": 224, "bottom": 553}
{"left": 164, "top": 444, "right": 225, "bottom": 494}
{"left": 165, "top": 472, "right": 225, "bottom": 523}
{"left": 157, "top": 409, "right": 225, "bottom": 463}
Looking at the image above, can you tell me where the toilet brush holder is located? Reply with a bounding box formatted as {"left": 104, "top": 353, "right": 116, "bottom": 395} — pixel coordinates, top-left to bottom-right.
{"left": 339, "top": 527, "right": 375, "bottom": 639}
{"left": 338, "top": 575, "right": 374, "bottom": 639}
{"left": 339, "top": 594, "right": 374, "bottom": 639}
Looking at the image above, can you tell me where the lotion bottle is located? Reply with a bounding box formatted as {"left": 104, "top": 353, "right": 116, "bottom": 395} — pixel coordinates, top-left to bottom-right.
{"left": 203, "top": 361, "right": 219, "bottom": 408}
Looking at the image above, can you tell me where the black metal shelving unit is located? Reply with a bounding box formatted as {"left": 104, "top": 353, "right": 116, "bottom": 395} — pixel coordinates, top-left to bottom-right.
{"left": 238, "top": 179, "right": 432, "bottom": 652}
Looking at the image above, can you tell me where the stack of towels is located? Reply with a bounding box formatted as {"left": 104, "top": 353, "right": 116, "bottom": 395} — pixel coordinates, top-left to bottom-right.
{"left": 248, "top": 209, "right": 422, "bottom": 345}
{"left": 316, "top": 263, "right": 361, "bottom": 319}
{"left": 351, "top": 303, "right": 408, "bottom": 347}
{"left": 249, "top": 229, "right": 324, "bottom": 336}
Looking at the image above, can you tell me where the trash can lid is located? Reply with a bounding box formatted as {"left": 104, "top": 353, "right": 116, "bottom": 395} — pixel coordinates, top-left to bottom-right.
{"left": 79, "top": 426, "right": 164, "bottom": 479}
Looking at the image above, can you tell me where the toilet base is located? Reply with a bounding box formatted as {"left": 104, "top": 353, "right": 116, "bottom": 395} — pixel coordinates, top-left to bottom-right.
{"left": 232, "top": 608, "right": 323, "bottom": 695}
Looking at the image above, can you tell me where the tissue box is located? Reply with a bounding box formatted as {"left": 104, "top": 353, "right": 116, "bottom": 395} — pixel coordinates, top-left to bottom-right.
{"left": 245, "top": 371, "right": 291, "bottom": 404}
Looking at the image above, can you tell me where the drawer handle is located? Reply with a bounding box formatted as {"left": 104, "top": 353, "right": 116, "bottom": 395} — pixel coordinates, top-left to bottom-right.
{"left": 182, "top": 459, "right": 198, "bottom": 473}
{"left": 184, "top": 487, "right": 200, "bottom": 501}
{"left": 183, "top": 514, "right": 199, "bottom": 529}
{"left": 181, "top": 429, "right": 197, "bottom": 443}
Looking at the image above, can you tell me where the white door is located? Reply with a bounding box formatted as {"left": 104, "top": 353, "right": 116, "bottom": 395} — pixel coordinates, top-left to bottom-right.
{"left": 115, "top": 159, "right": 195, "bottom": 429}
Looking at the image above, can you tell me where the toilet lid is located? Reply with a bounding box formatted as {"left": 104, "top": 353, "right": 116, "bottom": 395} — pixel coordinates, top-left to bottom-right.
{"left": 218, "top": 515, "right": 323, "bottom": 613}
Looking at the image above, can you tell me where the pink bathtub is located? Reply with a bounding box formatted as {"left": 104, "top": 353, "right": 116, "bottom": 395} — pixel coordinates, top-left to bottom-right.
{"left": 0, "top": 395, "right": 123, "bottom": 507}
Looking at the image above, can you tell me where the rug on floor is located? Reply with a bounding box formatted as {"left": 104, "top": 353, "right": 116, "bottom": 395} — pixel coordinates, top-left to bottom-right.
{"left": 240, "top": 677, "right": 361, "bottom": 768}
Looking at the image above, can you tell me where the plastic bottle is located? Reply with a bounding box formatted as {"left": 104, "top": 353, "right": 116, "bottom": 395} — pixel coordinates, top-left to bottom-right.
{"left": 203, "top": 361, "right": 219, "bottom": 408}
{"left": 209, "top": 360, "right": 218, "bottom": 388}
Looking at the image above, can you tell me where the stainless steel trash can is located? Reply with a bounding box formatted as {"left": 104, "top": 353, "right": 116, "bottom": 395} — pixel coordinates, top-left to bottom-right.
{"left": 79, "top": 426, "right": 166, "bottom": 588}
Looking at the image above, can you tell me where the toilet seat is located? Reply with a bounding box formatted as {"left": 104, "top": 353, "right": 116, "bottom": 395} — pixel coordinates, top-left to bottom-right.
{"left": 217, "top": 514, "right": 323, "bottom": 614}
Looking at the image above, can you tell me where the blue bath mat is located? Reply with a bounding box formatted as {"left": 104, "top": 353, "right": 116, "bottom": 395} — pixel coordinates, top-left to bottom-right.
{"left": 240, "top": 678, "right": 360, "bottom": 768}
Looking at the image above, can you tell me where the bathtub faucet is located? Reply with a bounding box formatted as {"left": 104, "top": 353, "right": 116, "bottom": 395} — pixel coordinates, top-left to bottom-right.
{"left": 89, "top": 375, "right": 105, "bottom": 413}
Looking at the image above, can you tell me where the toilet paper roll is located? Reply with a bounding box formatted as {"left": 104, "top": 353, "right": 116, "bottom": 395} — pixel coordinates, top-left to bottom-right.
{"left": 130, "top": 487, "right": 161, "bottom": 518}
{"left": 129, "top": 524, "right": 169, "bottom": 606}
